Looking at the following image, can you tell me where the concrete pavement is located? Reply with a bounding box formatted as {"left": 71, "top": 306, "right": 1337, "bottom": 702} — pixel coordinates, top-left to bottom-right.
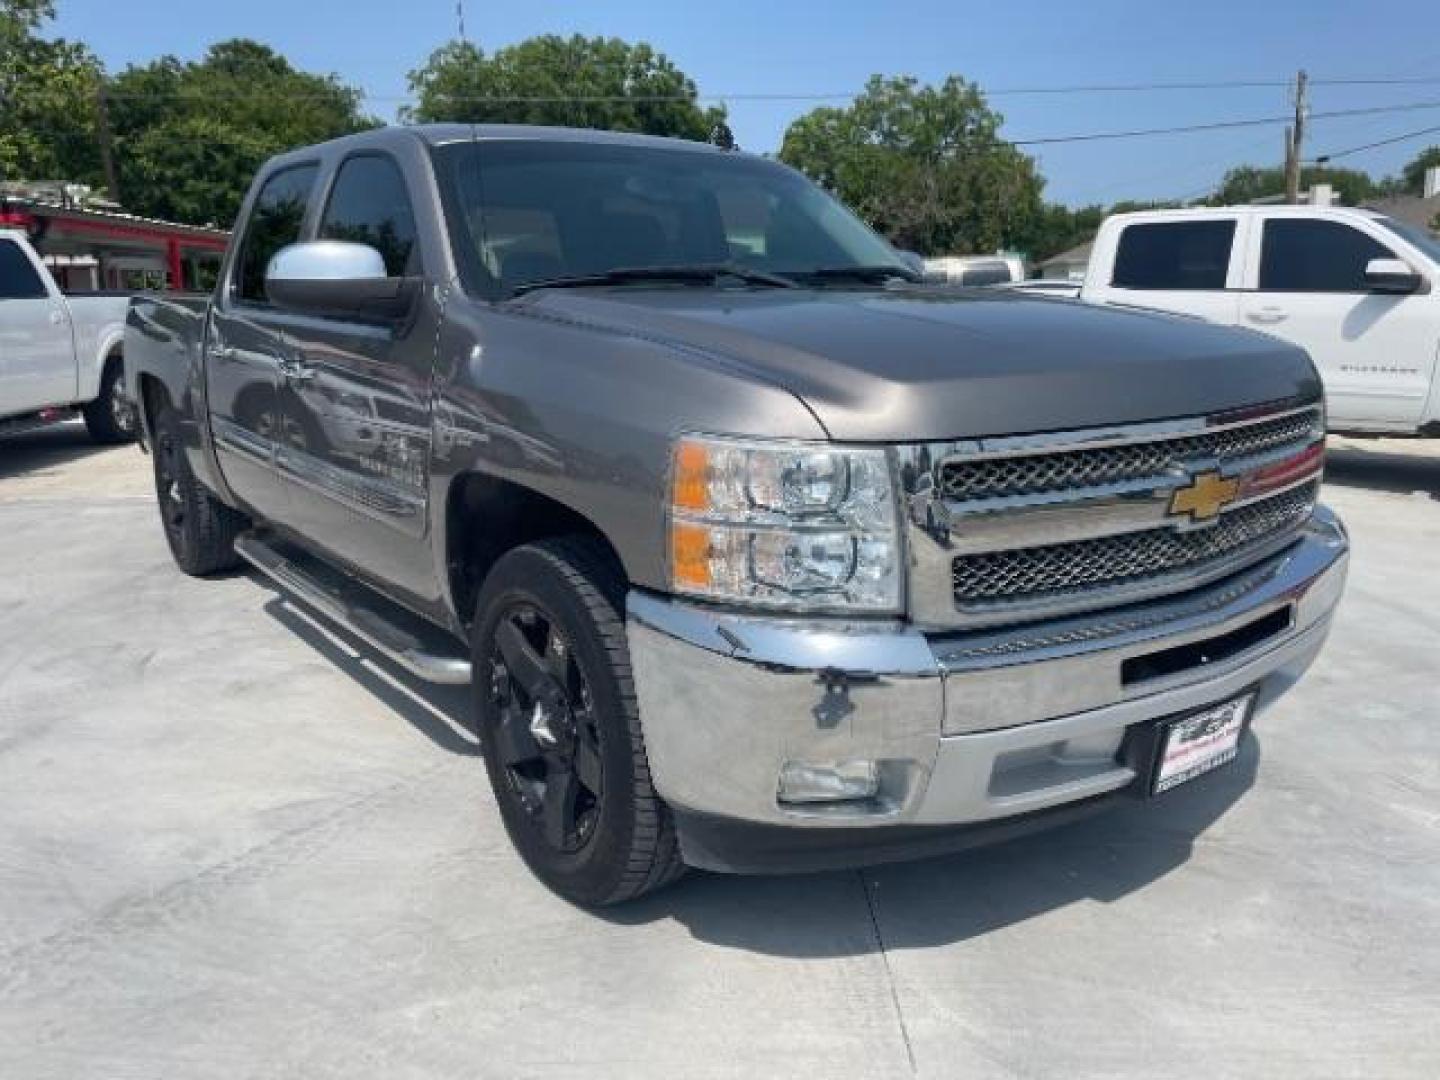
{"left": 1, "top": 423, "right": 1436, "bottom": 1079}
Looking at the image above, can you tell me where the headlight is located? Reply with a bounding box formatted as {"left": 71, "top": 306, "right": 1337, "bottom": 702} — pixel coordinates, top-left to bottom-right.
{"left": 667, "top": 434, "right": 901, "bottom": 613}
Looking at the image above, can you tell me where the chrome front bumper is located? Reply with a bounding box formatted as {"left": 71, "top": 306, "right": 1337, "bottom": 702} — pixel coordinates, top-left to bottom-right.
{"left": 626, "top": 506, "right": 1347, "bottom": 855}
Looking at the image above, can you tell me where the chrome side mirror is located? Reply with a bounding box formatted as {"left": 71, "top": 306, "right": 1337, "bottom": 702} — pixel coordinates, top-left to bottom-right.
{"left": 1364, "top": 257, "right": 1424, "bottom": 295}
{"left": 265, "top": 241, "right": 418, "bottom": 321}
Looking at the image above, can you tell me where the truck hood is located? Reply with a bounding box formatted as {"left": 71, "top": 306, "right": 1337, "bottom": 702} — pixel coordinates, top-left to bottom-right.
{"left": 523, "top": 287, "right": 1322, "bottom": 442}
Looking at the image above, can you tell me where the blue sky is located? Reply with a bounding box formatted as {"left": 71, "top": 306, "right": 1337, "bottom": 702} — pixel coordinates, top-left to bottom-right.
{"left": 49, "top": 0, "right": 1440, "bottom": 207}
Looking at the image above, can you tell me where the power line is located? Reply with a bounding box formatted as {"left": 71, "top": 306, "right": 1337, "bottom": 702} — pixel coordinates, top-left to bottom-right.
{"left": 1313, "top": 122, "right": 1440, "bottom": 163}
{"left": 1012, "top": 98, "right": 1440, "bottom": 147}
{"left": 26, "top": 95, "right": 1440, "bottom": 156}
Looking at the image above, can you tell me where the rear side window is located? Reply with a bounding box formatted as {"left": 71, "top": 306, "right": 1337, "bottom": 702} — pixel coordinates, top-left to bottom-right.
{"left": 1112, "top": 221, "right": 1235, "bottom": 290}
{"left": 1260, "top": 219, "right": 1395, "bottom": 292}
{"left": 318, "top": 155, "right": 420, "bottom": 276}
{"left": 235, "top": 164, "right": 319, "bottom": 303}
{"left": 0, "top": 239, "right": 47, "bottom": 300}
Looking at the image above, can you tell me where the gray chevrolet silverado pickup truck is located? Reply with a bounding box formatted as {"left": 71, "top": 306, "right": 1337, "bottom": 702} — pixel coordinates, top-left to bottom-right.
{"left": 125, "top": 125, "right": 1348, "bottom": 906}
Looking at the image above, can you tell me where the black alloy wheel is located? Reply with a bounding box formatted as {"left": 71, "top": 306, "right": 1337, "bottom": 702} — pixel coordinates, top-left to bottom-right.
{"left": 154, "top": 420, "right": 189, "bottom": 547}
{"left": 148, "top": 406, "right": 246, "bottom": 576}
{"left": 471, "top": 538, "right": 684, "bottom": 906}
{"left": 487, "top": 602, "right": 605, "bottom": 853}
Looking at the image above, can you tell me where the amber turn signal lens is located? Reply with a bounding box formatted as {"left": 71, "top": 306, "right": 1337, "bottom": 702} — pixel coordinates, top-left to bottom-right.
{"left": 672, "top": 440, "right": 710, "bottom": 512}
{"left": 671, "top": 521, "right": 711, "bottom": 589}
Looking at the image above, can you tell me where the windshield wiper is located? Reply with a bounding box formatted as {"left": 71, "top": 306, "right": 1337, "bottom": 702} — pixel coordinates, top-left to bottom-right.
{"left": 790, "top": 264, "right": 922, "bottom": 285}
{"left": 512, "top": 263, "right": 799, "bottom": 295}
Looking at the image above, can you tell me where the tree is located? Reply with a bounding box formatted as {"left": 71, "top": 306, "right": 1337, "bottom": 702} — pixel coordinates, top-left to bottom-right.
{"left": 1399, "top": 147, "right": 1440, "bottom": 195}
{"left": 779, "top": 75, "right": 1044, "bottom": 255}
{"left": 0, "top": 0, "right": 104, "bottom": 185}
{"left": 1214, "top": 163, "right": 1377, "bottom": 206}
{"left": 105, "top": 40, "right": 377, "bottom": 226}
{"left": 404, "top": 36, "right": 725, "bottom": 142}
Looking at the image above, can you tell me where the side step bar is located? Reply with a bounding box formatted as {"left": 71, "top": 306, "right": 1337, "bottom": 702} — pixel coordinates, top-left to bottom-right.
{"left": 235, "top": 532, "right": 473, "bottom": 685}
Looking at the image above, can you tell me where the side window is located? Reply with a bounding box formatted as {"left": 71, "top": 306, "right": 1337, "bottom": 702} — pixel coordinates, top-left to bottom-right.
{"left": 1112, "top": 221, "right": 1236, "bottom": 291}
{"left": 0, "top": 239, "right": 48, "bottom": 300}
{"left": 319, "top": 155, "right": 420, "bottom": 277}
{"left": 1260, "top": 219, "right": 1395, "bottom": 292}
{"left": 235, "top": 165, "right": 319, "bottom": 303}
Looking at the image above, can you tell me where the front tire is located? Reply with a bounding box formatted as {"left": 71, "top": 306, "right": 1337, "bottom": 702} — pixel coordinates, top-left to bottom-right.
{"left": 472, "top": 538, "right": 684, "bottom": 906}
{"left": 82, "top": 359, "right": 138, "bottom": 444}
{"left": 151, "top": 406, "right": 247, "bottom": 576}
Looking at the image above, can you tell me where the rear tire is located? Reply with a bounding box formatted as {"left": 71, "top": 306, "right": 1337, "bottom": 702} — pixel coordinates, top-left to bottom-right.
{"left": 151, "top": 406, "right": 247, "bottom": 576}
{"left": 82, "top": 358, "right": 138, "bottom": 445}
{"left": 472, "top": 537, "right": 685, "bottom": 906}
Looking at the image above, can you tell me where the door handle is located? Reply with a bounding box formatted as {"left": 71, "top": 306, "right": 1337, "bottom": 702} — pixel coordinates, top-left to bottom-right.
{"left": 277, "top": 358, "right": 316, "bottom": 384}
{"left": 1248, "top": 306, "right": 1288, "bottom": 325}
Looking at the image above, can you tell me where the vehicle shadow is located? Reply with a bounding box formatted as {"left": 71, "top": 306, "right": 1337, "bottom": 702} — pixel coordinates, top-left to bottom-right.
{"left": 1324, "top": 442, "right": 1440, "bottom": 499}
{"left": 247, "top": 567, "right": 1255, "bottom": 955}
{"left": 0, "top": 420, "right": 110, "bottom": 481}
{"left": 259, "top": 592, "right": 478, "bottom": 757}
{"left": 600, "top": 739, "right": 1259, "bottom": 957}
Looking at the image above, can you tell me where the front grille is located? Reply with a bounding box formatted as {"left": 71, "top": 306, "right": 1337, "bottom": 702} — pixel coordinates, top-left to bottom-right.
{"left": 939, "top": 406, "right": 1321, "bottom": 502}
{"left": 951, "top": 482, "right": 1318, "bottom": 607}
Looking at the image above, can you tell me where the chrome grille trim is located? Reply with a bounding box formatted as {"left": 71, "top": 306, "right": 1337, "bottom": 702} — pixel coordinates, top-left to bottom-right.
{"left": 934, "top": 552, "right": 1290, "bottom": 667}
{"left": 939, "top": 405, "right": 1322, "bottom": 502}
{"left": 951, "top": 482, "right": 1318, "bottom": 608}
{"left": 896, "top": 398, "right": 1326, "bottom": 630}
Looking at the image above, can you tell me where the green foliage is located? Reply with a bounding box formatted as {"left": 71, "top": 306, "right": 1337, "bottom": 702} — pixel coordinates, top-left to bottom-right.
{"left": 780, "top": 75, "right": 1045, "bottom": 256}
{"left": 0, "top": 0, "right": 104, "bottom": 184}
{"left": 106, "top": 39, "right": 378, "bottom": 226}
{"left": 1214, "top": 164, "right": 1377, "bottom": 206}
{"left": 1400, "top": 147, "right": 1440, "bottom": 195}
{"left": 404, "top": 36, "right": 725, "bottom": 142}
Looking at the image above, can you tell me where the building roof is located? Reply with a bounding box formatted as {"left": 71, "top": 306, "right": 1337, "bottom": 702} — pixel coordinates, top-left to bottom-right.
{"left": 0, "top": 194, "right": 230, "bottom": 244}
{"left": 1039, "top": 240, "right": 1093, "bottom": 267}
{"left": 1364, "top": 194, "right": 1440, "bottom": 232}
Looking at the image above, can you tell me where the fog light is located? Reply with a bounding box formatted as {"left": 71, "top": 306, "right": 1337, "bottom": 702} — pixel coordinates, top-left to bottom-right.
{"left": 777, "top": 760, "right": 880, "bottom": 804}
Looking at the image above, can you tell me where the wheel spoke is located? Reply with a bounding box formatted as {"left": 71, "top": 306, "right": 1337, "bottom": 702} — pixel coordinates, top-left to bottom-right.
{"left": 545, "top": 631, "right": 573, "bottom": 686}
{"left": 495, "top": 617, "right": 554, "bottom": 700}
{"left": 494, "top": 704, "right": 543, "bottom": 766}
{"left": 573, "top": 733, "right": 603, "bottom": 797}
{"left": 542, "top": 766, "right": 580, "bottom": 848}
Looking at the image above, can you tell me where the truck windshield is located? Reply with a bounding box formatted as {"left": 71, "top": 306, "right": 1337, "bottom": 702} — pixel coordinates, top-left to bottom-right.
{"left": 432, "top": 139, "right": 912, "bottom": 297}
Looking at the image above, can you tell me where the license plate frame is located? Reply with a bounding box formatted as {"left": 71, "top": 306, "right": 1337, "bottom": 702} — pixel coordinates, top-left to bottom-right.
{"left": 1150, "top": 691, "right": 1256, "bottom": 795}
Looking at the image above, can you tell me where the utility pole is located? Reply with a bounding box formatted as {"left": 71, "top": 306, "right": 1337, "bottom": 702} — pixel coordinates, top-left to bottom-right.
{"left": 456, "top": 1, "right": 467, "bottom": 42}
{"left": 1284, "top": 69, "right": 1309, "bottom": 204}
{"left": 95, "top": 81, "right": 120, "bottom": 204}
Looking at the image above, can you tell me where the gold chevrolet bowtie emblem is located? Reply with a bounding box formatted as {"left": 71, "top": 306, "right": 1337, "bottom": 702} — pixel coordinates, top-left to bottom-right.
{"left": 1169, "top": 470, "right": 1240, "bottom": 522}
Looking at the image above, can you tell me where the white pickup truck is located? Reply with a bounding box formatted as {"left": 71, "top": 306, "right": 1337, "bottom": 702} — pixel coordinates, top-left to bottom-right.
{"left": 1079, "top": 205, "right": 1440, "bottom": 436}
{"left": 1, "top": 228, "right": 135, "bottom": 443}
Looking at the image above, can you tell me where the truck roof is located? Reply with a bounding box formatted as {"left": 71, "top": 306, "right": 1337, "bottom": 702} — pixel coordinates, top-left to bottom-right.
{"left": 274, "top": 123, "right": 732, "bottom": 161}
{"left": 1105, "top": 204, "right": 1387, "bottom": 223}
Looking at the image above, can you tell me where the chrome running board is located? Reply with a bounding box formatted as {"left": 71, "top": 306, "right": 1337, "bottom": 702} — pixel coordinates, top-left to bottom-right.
{"left": 235, "top": 532, "right": 472, "bottom": 685}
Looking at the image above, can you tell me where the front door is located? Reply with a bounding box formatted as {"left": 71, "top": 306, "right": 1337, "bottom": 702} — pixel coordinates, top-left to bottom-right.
{"left": 0, "top": 235, "right": 75, "bottom": 415}
{"left": 1241, "top": 216, "right": 1439, "bottom": 430}
{"left": 270, "top": 151, "right": 438, "bottom": 603}
{"left": 206, "top": 163, "right": 320, "bottom": 522}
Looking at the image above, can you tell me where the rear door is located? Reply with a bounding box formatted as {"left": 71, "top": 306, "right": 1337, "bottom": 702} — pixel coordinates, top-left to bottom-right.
{"left": 1240, "top": 215, "right": 1438, "bottom": 430}
{"left": 207, "top": 163, "right": 319, "bottom": 522}
{"left": 1092, "top": 216, "right": 1245, "bottom": 326}
{"left": 0, "top": 235, "right": 76, "bottom": 415}
{"left": 268, "top": 149, "right": 439, "bottom": 603}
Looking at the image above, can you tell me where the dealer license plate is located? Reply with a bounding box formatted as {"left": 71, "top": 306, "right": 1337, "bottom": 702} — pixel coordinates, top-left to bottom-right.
{"left": 1153, "top": 694, "right": 1254, "bottom": 794}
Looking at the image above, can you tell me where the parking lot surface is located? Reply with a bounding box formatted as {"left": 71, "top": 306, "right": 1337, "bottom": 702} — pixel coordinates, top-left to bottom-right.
{"left": 2, "top": 423, "right": 1437, "bottom": 1079}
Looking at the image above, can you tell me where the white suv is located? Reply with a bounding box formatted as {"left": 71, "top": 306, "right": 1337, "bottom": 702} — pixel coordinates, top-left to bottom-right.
{"left": 1081, "top": 205, "right": 1440, "bottom": 435}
